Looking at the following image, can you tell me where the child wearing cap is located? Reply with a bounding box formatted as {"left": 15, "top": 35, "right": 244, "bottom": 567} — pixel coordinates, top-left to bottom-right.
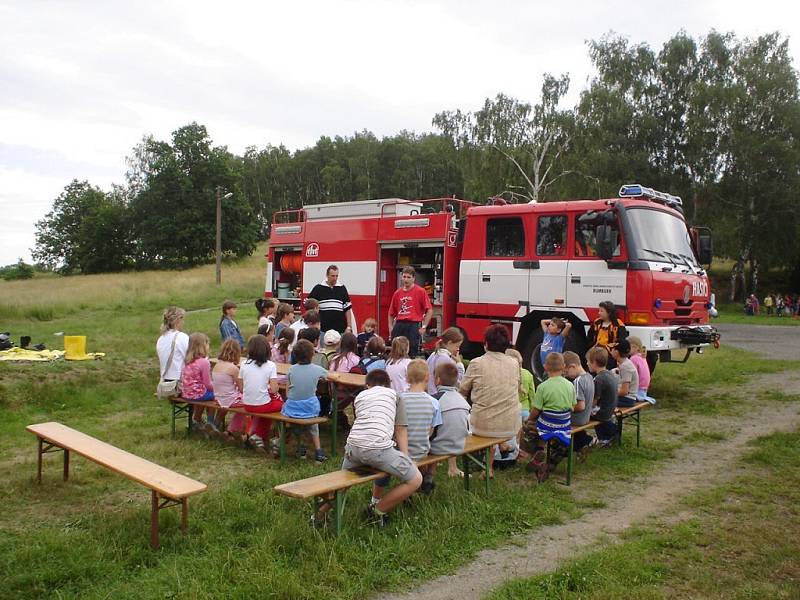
{"left": 322, "top": 330, "right": 341, "bottom": 364}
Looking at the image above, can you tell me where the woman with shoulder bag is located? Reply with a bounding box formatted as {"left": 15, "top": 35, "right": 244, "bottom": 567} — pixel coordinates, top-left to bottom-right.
{"left": 156, "top": 306, "right": 189, "bottom": 397}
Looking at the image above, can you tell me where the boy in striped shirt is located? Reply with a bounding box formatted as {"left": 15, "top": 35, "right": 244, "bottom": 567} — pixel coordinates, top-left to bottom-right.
{"left": 315, "top": 369, "right": 423, "bottom": 527}
{"left": 400, "top": 359, "right": 443, "bottom": 494}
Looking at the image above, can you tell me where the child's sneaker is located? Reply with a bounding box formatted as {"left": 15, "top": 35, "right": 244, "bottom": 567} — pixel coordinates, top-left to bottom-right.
{"left": 296, "top": 443, "right": 308, "bottom": 460}
{"left": 249, "top": 434, "right": 266, "bottom": 454}
{"left": 525, "top": 450, "right": 546, "bottom": 473}
{"left": 314, "top": 449, "right": 328, "bottom": 463}
{"left": 363, "top": 504, "right": 389, "bottom": 528}
{"left": 420, "top": 473, "right": 436, "bottom": 495}
{"left": 270, "top": 437, "right": 281, "bottom": 458}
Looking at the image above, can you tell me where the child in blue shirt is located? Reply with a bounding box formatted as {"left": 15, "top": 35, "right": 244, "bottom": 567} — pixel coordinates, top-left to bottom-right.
{"left": 220, "top": 300, "right": 245, "bottom": 349}
{"left": 282, "top": 339, "right": 329, "bottom": 463}
{"left": 539, "top": 317, "right": 572, "bottom": 368}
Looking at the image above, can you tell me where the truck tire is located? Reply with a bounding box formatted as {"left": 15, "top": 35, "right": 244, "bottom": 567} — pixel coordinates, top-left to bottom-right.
{"left": 520, "top": 321, "right": 588, "bottom": 384}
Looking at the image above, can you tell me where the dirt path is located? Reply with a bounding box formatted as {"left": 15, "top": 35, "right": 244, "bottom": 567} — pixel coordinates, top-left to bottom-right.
{"left": 379, "top": 371, "right": 800, "bottom": 600}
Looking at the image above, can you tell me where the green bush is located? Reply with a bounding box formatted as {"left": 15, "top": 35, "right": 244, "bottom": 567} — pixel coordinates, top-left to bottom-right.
{"left": 0, "top": 259, "right": 35, "bottom": 281}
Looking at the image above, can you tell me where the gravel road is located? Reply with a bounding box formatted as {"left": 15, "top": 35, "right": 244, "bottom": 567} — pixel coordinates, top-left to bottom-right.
{"left": 715, "top": 322, "right": 799, "bottom": 360}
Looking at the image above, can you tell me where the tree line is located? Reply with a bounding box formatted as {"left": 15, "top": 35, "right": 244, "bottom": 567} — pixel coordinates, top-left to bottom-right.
{"left": 33, "top": 30, "right": 800, "bottom": 298}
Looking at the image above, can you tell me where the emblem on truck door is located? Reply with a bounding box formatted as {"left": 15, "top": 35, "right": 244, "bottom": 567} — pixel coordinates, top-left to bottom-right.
{"left": 305, "top": 243, "right": 319, "bottom": 258}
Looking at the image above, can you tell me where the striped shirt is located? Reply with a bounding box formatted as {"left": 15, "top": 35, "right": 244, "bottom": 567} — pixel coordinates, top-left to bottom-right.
{"left": 347, "top": 386, "right": 404, "bottom": 450}
{"left": 309, "top": 282, "right": 352, "bottom": 333}
{"left": 398, "top": 391, "right": 443, "bottom": 460}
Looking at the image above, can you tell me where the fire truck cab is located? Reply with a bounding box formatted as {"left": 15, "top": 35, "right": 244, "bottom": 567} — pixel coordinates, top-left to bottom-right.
{"left": 266, "top": 185, "right": 719, "bottom": 376}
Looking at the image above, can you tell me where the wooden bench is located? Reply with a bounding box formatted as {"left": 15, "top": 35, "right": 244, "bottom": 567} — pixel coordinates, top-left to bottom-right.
{"left": 560, "top": 401, "right": 651, "bottom": 485}
{"left": 168, "top": 398, "right": 328, "bottom": 463}
{"left": 273, "top": 434, "right": 508, "bottom": 534}
{"left": 27, "top": 422, "right": 207, "bottom": 549}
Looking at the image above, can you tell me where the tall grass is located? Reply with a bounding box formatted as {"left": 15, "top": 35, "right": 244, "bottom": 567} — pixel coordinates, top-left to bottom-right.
{"left": 0, "top": 246, "right": 269, "bottom": 321}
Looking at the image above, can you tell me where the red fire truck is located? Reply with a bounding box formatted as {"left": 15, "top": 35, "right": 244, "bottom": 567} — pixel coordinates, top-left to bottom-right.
{"left": 265, "top": 185, "right": 719, "bottom": 375}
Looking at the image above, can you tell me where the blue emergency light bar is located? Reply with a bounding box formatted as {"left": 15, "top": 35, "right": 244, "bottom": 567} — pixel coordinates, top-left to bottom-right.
{"left": 619, "top": 184, "right": 683, "bottom": 209}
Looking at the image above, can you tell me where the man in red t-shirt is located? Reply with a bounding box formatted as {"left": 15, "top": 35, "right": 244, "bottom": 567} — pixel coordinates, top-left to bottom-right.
{"left": 388, "top": 266, "right": 433, "bottom": 357}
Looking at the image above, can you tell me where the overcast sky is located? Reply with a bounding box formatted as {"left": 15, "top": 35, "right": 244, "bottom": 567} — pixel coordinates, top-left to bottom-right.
{"left": 1, "top": 0, "right": 798, "bottom": 266}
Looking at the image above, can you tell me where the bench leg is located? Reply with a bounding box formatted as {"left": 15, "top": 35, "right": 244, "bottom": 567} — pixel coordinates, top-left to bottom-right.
{"left": 636, "top": 412, "right": 641, "bottom": 448}
{"left": 187, "top": 405, "right": 194, "bottom": 437}
{"left": 151, "top": 491, "right": 160, "bottom": 550}
{"left": 329, "top": 382, "right": 338, "bottom": 457}
{"left": 566, "top": 439, "right": 574, "bottom": 486}
{"left": 181, "top": 498, "right": 188, "bottom": 534}
{"left": 278, "top": 421, "right": 286, "bottom": 464}
{"left": 334, "top": 490, "right": 344, "bottom": 536}
{"left": 63, "top": 449, "right": 70, "bottom": 481}
{"left": 171, "top": 403, "right": 177, "bottom": 439}
{"left": 463, "top": 453, "right": 471, "bottom": 491}
{"left": 37, "top": 437, "right": 43, "bottom": 484}
{"left": 484, "top": 447, "right": 491, "bottom": 495}
{"left": 617, "top": 415, "right": 624, "bottom": 446}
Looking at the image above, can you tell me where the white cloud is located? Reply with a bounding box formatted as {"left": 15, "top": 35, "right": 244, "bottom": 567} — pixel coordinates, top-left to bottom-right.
{"left": 0, "top": 0, "right": 798, "bottom": 265}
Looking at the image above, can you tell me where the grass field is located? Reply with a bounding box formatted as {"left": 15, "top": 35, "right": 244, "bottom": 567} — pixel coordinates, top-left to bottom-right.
{"left": 487, "top": 428, "right": 800, "bottom": 599}
{"left": 1, "top": 247, "right": 799, "bottom": 599}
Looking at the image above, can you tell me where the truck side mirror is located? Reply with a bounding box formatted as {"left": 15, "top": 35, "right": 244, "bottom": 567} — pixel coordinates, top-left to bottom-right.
{"left": 697, "top": 233, "right": 713, "bottom": 265}
{"left": 596, "top": 224, "right": 614, "bottom": 260}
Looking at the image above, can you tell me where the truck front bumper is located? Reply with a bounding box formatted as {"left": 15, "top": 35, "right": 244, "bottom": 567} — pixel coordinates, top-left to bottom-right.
{"left": 627, "top": 325, "right": 720, "bottom": 352}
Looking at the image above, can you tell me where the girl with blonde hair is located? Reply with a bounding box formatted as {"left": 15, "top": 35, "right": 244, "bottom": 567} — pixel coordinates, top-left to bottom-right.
{"left": 180, "top": 332, "right": 216, "bottom": 430}
{"left": 386, "top": 336, "right": 412, "bottom": 393}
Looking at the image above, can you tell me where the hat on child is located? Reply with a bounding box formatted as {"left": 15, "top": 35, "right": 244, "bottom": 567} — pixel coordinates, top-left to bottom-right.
{"left": 323, "top": 330, "right": 341, "bottom": 346}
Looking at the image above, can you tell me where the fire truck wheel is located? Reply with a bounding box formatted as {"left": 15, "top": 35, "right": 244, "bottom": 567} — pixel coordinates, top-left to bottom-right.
{"left": 521, "top": 329, "right": 546, "bottom": 383}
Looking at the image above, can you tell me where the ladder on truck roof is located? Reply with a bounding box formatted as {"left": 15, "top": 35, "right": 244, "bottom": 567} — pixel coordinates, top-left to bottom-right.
{"left": 301, "top": 198, "right": 421, "bottom": 221}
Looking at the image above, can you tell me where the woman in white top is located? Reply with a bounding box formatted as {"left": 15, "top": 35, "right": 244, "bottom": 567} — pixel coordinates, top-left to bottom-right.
{"left": 156, "top": 306, "right": 189, "bottom": 382}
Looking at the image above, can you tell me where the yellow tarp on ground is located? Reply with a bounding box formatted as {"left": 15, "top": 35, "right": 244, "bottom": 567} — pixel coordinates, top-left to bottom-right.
{"left": 0, "top": 348, "right": 105, "bottom": 362}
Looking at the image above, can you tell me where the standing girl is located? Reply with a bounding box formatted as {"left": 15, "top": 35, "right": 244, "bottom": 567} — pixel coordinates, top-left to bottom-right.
{"left": 180, "top": 332, "right": 216, "bottom": 430}
{"left": 426, "top": 327, "right": 465, "bottom": 395}
{"left": 220, "top": 301, "right": 245, "bottom": 349}
{"left": 385, "top": 336, "right": 412, "bottom": 393}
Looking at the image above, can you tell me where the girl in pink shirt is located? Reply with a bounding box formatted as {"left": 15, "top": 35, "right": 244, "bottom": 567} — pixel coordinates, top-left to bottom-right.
{"left": 329, "top": 332, "right": 361, "bottom": 427}
{"left": 271, "top": 328, "right": 294, "bottom": 386}
{"left": 628, "top": 337, "right": 653, "bottom": 402}
{"left": 180, "top": 332, "right": 215, "bottom": 427}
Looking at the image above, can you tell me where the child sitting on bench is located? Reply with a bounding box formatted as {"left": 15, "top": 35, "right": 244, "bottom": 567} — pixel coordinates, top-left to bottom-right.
{"left": 315, "top": 369, "right": 422, "bottom": 528}
{"left": 611, "top": 338, "right": 639, "bottom": 408}
{"left": 181, "top": 332, "right": 216, "bottom": 430}
{"left": 521, "top": 352, "right": 576, "bottom": 482}
{"left": 587, "top": 346, "right": 619, "bottom": 447}
{"left": 399, "top": 359, "right": 442, "bottom": 494}
{"left": 282, "top": 339, "right": 329, "bottom": 463}
{"left": 428, "top": 361, "right": 470, "bottom": 478}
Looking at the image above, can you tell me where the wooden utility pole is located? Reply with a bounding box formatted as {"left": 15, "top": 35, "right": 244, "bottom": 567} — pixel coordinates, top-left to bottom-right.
{"left": 215, "top": 186, "right": 222, "bottom": 285}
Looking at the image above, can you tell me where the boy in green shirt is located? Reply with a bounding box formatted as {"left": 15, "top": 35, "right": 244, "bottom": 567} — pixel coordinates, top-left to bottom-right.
{"left": 521, "top": 352, "right": 576, "bottom": 482}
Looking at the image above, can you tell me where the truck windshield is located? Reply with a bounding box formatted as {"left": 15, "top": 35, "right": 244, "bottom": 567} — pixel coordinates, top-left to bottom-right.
{"left": 625, "top": 208, "right": 698, "bottom": 267}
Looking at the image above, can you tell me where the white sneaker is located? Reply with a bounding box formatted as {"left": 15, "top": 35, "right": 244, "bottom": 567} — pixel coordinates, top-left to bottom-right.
{"left": 249, "top": 434, "right": 265, "bottom": 448}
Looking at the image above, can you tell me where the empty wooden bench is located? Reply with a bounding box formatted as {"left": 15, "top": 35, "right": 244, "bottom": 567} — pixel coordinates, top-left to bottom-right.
{"left": 274, "top": 434, "right": 508, "bottom": 534}
{"left": 168, "top": 398, "right": 328, "bottom": 463}
{"left": 27, "top": 422, "right": 207, "bottom": 549}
